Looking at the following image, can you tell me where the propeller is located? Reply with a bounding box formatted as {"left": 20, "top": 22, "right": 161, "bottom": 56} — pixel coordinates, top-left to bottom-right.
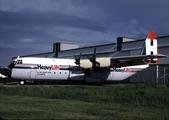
{"left": 8, "top": 61, "right": 15, "bottom": 69}
{"left": 73, "top": 53, "right": 82, "bottom": 71}
{"left": 87, "top": 48, "right": 100, "bottom": 67}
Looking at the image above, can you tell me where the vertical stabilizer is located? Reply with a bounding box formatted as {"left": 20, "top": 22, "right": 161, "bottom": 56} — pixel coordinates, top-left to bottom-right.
{"left": 140, "top": 31, "right": 159, "bottom": 64}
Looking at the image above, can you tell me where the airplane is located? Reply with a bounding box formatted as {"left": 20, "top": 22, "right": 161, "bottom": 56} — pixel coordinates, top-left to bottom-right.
{"left": 0, "top": 31, "right": 167, "bottom": 85}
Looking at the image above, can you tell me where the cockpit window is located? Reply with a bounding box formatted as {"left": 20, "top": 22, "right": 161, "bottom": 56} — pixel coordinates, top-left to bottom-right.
{"left": 15, "top": 59, "right": 23, "bottom": 64}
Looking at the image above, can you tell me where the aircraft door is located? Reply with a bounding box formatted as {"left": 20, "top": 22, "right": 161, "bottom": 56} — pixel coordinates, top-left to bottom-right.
{"left": 29, "top": 70, "right": 37, "bottom": 79}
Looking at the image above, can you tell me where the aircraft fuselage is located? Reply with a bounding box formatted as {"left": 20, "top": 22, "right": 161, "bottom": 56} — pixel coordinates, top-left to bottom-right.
{"left": 10, "top": 57, "right": 146, "bottom": 83}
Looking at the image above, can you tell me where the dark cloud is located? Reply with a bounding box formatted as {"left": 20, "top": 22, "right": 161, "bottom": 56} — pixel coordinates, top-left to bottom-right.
{"left": 0, "top": 10, "right": 110, "bottom": 67}
{"left": 90, "top": 0, "right": 169, "bottom": 37}
{"left": 0, "top": 10, "right": 108, "bottom": 44}
{"left": 0, "top": 11, "right": 107, "bottom": 33}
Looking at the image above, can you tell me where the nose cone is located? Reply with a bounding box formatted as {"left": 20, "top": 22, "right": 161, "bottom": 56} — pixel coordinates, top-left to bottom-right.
{"left": 0, "top": 68, "right": 11, "bottom": 78}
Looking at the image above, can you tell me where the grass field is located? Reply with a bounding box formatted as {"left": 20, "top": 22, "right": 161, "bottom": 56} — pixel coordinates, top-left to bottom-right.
{"left": 0, "top": 83, "right": 169, "bottom": 119}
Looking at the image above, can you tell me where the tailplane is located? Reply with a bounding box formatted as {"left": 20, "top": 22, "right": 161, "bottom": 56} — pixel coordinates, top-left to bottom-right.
{"left": 140, "top": 31, "right": 159, "bottom": 64}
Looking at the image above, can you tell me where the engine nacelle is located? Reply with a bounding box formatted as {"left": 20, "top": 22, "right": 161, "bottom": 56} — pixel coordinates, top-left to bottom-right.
{"left": 96, "top": 57, "right": 111, "bottom": 67}
{"left": 80, "top": 57, "right": 111, "bottom": 68}
{"left": 80, "top": 59, "right": 92, "bottom": 68}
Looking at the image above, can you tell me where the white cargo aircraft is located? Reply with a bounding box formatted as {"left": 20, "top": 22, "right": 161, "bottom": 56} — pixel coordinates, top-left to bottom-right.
{"left": 0, "top": 31, "right": 167, "bottom": 85}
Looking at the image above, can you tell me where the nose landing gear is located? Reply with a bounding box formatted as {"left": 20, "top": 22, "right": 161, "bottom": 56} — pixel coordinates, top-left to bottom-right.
{"left": 19, "top": 80, "right": 25, "bottom": 85}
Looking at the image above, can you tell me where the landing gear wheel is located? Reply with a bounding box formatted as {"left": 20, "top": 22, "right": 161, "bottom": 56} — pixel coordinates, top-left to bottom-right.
{"left": 19, "top": 80, "right": 25, "bottom": 85}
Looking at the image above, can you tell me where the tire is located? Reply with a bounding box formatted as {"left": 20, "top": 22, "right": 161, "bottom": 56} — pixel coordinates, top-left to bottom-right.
{"left": 19, "top": 80, "right": 25, "bottom": 85}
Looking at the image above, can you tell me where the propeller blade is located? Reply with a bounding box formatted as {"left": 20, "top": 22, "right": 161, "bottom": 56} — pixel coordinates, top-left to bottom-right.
{"left": 73, "top": 53, "right": 82, "bottom": 71}
{"left": 73, "top": 53, "right": 81, "bottom": 65}
{"left": 8, "top": 61, "right": 15, "bottom": 69}
{"left": 73, "top": 54, "right": 77, "bottom": 60}
{"left": 90, "top": 66, "right": 93, "bottom": 73}
{"left": 79, "top": 52, "right": 82, "bottom": 60}
{"left": 88, "top": 48, "right": 100, "bottom": 67}
{"left": 96, "top": 61, "right": 100, "bottom": 67}
{"left": 93, "top": 48, "right": 96, "bottom": 59}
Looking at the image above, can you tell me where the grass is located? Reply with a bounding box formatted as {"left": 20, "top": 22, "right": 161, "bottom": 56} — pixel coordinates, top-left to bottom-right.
{"left": 0, "top": 83, "right": 169, "bottom": 119}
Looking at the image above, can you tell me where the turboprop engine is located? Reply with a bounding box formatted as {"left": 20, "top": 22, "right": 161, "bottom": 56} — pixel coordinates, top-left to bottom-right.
{"left": 80, "top": 57, "right": 111, "bottom": 69}
{"left": 74, "top": 48, "right": 113, "bottom": 69}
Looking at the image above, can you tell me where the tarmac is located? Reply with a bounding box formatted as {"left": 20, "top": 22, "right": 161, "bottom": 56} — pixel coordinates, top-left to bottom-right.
{"left": 0, "top": 78, "right": 19, "bottom": 85}
{"left": 0, "top": 78, "right": 131, "bottom": 88}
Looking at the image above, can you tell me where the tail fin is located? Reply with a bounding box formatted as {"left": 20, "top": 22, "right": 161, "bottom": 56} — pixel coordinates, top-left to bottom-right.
{"left": 140, "top": 31, "right": 159, "bottom": 64}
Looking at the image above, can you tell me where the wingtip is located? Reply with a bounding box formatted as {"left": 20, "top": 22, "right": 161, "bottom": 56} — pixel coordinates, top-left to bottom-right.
{"left": 152, "top": 54, "right": 168, "bottom": 58}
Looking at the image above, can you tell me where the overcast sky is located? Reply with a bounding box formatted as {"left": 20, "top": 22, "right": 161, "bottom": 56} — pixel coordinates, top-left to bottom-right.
{"left": 0, "top": 0, "right": 169, "bottom": 67}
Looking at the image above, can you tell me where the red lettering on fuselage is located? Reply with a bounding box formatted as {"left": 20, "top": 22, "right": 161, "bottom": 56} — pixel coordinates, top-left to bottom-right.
{"left": 124, "top": 68, "right": 130, "bottom": 72}
{"left": 51, "top": 65, "right": 59, "bottom": 70}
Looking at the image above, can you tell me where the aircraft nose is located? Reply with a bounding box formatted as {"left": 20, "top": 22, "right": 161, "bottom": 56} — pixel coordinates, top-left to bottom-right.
{"left": 0, "top": 68, "right": 11, "bottom": 78}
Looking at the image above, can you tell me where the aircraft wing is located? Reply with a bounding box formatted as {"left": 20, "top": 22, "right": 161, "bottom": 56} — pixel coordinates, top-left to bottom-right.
{"left": 110, "top": 54, "right": 167, "bottom": 67}
{"left": 76, "top": 31, "right": 167, "bottom": 69}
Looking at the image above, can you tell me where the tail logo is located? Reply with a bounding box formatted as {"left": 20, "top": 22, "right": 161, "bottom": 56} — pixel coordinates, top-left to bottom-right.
{"left": 141, "top": 31, "right": 159, "bottom": 63}
{"left": 146, "top": 38, "right": 157, "bottom": 60}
